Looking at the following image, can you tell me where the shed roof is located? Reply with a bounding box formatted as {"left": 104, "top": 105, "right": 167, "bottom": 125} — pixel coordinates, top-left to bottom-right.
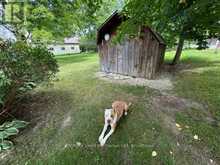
{"left": 97, "top": 11, "right": 166, "bottom": 45}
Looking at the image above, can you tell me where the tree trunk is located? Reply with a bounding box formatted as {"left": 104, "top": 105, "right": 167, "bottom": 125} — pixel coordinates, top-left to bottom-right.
{"left": 171, "top": 36, "right": 185, "bottom": 65}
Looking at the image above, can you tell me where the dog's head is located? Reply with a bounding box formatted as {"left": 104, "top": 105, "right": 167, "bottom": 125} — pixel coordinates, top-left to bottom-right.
{"left": 104, "top": 109, "right": 114, "bottom": 124}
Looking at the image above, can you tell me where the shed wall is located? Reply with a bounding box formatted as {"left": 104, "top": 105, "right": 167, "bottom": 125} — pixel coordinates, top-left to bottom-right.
{"left": 98, "top": 30, "right": 165, "bottom": 79}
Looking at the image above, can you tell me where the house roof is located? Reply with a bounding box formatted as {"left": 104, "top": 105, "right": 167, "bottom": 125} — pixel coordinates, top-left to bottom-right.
{"left": 97, "top": 11, "right": 125, "bottom": 44}
{"left": 147, "top": 28, "right": 166, "bottom": 45}
{"left": 64, "top": 37, "right": 79, "bottom": 44}
{"left": 0, "top": 25, "right": 16, "bottom": 41}
{"left": 97, "top": 11, "right": 166, "bottom": 45}
{"left": 97, "top": 11, "right": 120, "bottom": 32}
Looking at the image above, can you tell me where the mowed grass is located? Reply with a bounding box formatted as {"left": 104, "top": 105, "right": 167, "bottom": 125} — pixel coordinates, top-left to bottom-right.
{"left": 2, "top": 49, "right": 220, "bottom": 165}
{"left": 166, "top": 49, "right": 220, "bottom": 161}
{"left": 166, "top": 49, "right": 220, "bottom": 119}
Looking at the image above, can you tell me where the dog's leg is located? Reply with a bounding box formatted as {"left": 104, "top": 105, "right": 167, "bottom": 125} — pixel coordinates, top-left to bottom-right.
{"left": 125, "top": 102, "right": 132, "bottom": 116}
{"left": 98, "top": 123, "right": 108, "bottom": 143}
{"left": 100, "top": 127, "right": 115, "bottom": 146}
{"left": 100, "top": 114, "right": 117, "bottom": 146}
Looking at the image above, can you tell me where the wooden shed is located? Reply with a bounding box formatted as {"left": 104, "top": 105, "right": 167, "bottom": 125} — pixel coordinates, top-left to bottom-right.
{"left": 97, "top": 12, "right": 166, "bottom": 79}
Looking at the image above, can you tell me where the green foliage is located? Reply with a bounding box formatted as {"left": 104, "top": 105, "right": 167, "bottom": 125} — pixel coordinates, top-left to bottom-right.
{"left": 1, "top": 0, "right": 110, "bottom": 42}
{"left": 166, "top": 49, "right": 220, "bottom": 119}
{"left": 0, "top": 41, "right": 58, "bottom": 114}
{"left": 79, "top": 0, "right": 122, "bottom": 49}
{"left": 119, "top": 0, "right": 220, "bottom": 48}
{"left": 24, "top": 0, "right": 107, "bottom": 42}
{"left": 80, "top": 43, "right": 97, "bottom": 52}
{"left": 32, "top": 28, "right": 54, "bottom": 43}
{"left": 0, "top": 72, "right": 10, "bottom": 108}
{"left": 0, "top": 51, "right": 218, "bottom": 164}
{"left": 0, "top": 120, "right": 28, "bottom": 152}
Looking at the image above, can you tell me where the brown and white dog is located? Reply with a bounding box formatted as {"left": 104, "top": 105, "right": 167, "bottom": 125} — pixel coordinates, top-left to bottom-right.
{"left": 98, "top": 101, "right": 132, "bottom": 146}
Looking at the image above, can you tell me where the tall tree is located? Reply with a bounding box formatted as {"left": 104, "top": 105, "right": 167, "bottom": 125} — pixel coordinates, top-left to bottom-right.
{"left": 80, "top": 0, "right": 123, "bottom": 45}
{"left": 119, "top": 0, "right": 220, "bottom": 64}
{"left": 26, "top": 0, "right": 105, "bottom": 41}
{"left": 1, "top": 0, "right": 106, "bottom": 42}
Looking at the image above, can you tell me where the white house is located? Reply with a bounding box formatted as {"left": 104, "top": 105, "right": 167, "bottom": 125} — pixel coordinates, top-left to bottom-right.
{"left": 0, "top": 25, "right": 16, "bottom": 41}
{"left": 207, "top": 38, "right": 220, "bottom": 49}
{"left": 0, "top": 1, "right": 16, "bottom": 41}
{"left": 48, "top": 37, "right": 81, "bottom": 55}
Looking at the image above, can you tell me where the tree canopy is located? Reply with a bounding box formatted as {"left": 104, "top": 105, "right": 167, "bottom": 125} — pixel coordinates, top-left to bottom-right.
{"left": 25, "top": 0, "right": 105, "bottom": 42}
{"left": 1, "top": 0, "right": 219, "bottom": 64}
{"left": 119, "top": 0, "right": 220, "bottom": 64}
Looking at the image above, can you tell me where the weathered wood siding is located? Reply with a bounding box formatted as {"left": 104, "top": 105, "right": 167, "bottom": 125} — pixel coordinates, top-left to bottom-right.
{"left": 98, "top": 29, "right": 165, "bottom": 79}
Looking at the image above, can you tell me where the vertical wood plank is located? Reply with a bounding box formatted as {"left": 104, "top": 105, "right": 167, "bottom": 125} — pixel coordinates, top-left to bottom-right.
{"left": 106, "top": 42, "right": 109, "bottom": 72}
{"left": 109, "top": 46, "right": 114, "bottom": 72}
{"left": 103, "top": 43, "right": 106, "bottom": 72}
{"left": 127, "top": 39, "right": 131, "bottom": 75}
{"left": 115, "top": 44, "right": 118, "bottom": 73}
{"left": 142, "top": 32, "right": 149, "bottom": 78}
{"left": 117, "top": 44, "right": 123, "bottom": 74}
{"left": 130, "top": 39, "right": 135, "bottom": 76}
{"left": 146, "top": 32, "right": 152, "bottom": 78}
{"left": 97, "top": 29, "right": 165, "bottom": 79}
{"left": 135, "top": 39, "right": 140, "bottom": 77}
{"left": 125, "top": 40, "right": 129, "bottom": 75}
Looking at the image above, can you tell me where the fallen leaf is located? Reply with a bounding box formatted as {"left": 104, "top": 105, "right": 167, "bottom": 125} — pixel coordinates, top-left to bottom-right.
{"left": 177, "top": 142, "right": 180, "bottom": 146}
{"left": 193, "top": 135, "right": 199, "bottom": 140}
{"left": 76, "top": 142, "right": 82, "bottom": 146}
{"left": 152, "top": 151, "right": 157, "bottom": 157}
{"left": 175, "top": 123, "right": 181, "bottom": 128}
{"left": 185, "top": 125, "right": 189, "bottom": 129}
{"left": 178, "top": 127, "right": 182, "bottom": 131}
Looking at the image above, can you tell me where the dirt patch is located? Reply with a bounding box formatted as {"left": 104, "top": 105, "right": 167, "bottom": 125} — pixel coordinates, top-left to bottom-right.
{"left": 152, "top": 95, "right": 205, "bottom": 113}
{"left": 0, "top": 150, "right": 11, "bottom": 161}
{"left": 176, "top": 144, "right": 218, "bottom": 165}
{"left": 162, "top": 114, "right": 181, "bottom": 135}
{"left": 150, "top": 94, "right": 215, "bottom": 136}
{"left": 150, "top": 95, "right": 217, "bottom": 164}
{"left": 96, "top": 72, "right": 173, "bottom": 92}
{"left": 61, "top": 115, "right": 72, "bottom": 129}
{"left": 151, "top": 95, "right": 215, "bottom": 123}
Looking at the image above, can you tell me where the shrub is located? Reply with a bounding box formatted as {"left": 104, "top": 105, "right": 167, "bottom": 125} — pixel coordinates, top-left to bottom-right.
{"left": 80, "top": 41, "right": 97, "bottom": 52}
{"left": 0, "top": 71, "right": 10, "bottom": 109}
{"left": 0, "top": 41, "right": 58, "bottom": 115}
{"left": 0, "top": 120, "right": 28, "bottom": 151}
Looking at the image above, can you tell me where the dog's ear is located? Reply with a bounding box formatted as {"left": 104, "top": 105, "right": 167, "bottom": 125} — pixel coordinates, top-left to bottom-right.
{"left": 112, "top": 108, "right": 116, "bottom": 116}
{"left": 112, "top": 104, "right": 115, "bottom": 112}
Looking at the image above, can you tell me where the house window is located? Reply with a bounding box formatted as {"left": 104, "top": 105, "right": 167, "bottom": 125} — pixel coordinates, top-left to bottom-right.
{"left": 71, "top": 47, "right": 75, "bottom": 50}
{"left": 61, "top": 47, "right": 65, "bottom": 50}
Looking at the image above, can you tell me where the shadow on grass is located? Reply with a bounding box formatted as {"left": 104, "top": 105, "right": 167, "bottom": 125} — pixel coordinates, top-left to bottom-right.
{"left": 162, "top": 60, "right": 220, "bottom": 74}
{"left": 11, "top": 89, "right": 75, "bottom": 127}
{"left": 164, "top": 49, "right": 220, "bottom": 71}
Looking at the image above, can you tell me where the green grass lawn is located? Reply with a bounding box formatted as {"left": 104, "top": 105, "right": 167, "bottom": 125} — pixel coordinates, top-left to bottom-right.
{"left": 167, "top": 49, "right": 220, "bottom": 119}
{"left": 1, "top": 49, "right": 220, "bottom": 165}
